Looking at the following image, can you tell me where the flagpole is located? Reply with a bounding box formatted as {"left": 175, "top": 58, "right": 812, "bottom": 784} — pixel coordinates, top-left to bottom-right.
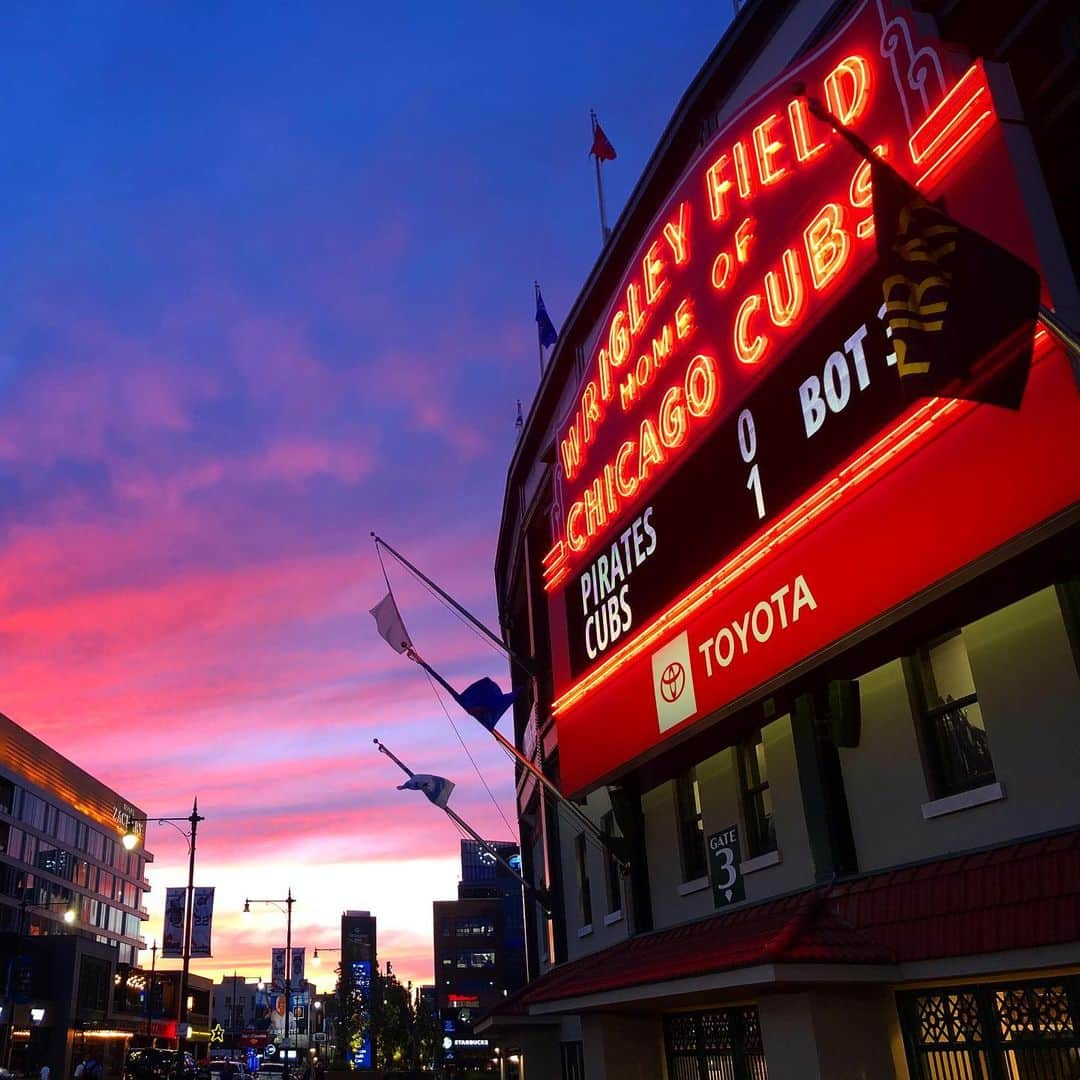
{"left": 405, "top": 650, "right": 628, "bottom": 872}
{"left": 534, "top": 282, "right": 546, "bottom": 376}
{"left": 371, "top": 532, "right": 531, "bottom": 672}
{"left": 487, "top": 727, "right": 627, "bottom": 870}
{"left": 374, "top": 738, "right": 552, "bottom": 912}
{"left": 591, "top": 110, "right": 610, "bottom": 245}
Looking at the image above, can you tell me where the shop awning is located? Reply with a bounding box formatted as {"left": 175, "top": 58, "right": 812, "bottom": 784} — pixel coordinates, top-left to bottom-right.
{"left": 488, "top": 828, "right": 1080, "bottom": 1016}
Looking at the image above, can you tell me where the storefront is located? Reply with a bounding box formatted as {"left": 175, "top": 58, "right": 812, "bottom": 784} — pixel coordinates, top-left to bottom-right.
{"left": 489, "top": 0, "right": 1080, "bottom": 1076}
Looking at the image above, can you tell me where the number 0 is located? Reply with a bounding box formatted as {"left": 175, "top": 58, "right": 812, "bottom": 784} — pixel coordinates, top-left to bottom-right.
{"left": 737, "top": 409, "right": 757, "bottom": 463}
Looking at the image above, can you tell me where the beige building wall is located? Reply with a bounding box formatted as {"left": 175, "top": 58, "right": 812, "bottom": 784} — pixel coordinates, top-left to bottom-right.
{"left": 841, "top": 586, "right": 1080, "bottom": 873}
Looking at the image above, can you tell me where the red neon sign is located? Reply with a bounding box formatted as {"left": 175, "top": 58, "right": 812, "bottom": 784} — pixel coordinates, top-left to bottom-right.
{"left": 545, "top": 6, "right": 1012, "bottom": 593}
{"left": 540, "top": 0, "right": 1076, "bottom": 796}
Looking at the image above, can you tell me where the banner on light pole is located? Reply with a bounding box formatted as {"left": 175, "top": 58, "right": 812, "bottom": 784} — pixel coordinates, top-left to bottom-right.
{"left": 271, "top": 947, "right": 286, "bottom": 988}
{"left": 291, "top": 947, "right": 305, "bottom": 984}
{"left": 162, "top": 888, "right": 186, "bottom": 958}
{"left": 190, "top": 886, "right": 216, "bottom": 957}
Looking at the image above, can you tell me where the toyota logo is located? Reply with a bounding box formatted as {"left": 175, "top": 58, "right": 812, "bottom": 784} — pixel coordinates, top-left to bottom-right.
{"left": 659, "top": 661, "right": 686, "bottom": 703}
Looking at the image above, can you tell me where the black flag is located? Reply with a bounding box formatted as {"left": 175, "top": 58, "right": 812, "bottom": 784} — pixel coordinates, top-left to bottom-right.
{"left": 872, "top": 160, "right": 1040, "bottom": 409}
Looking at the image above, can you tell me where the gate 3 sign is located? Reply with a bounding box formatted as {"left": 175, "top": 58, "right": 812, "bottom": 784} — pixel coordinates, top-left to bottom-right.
{"left": 540, "top": 0, "right": 1080, "bottom": 796}
{"left": 708, "top": 826, "right": 746, "bottom": 909}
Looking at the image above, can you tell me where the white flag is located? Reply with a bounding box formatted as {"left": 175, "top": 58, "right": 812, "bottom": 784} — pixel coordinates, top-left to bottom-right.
{"left": 370, "top": 591, "right": 412, "bottom": 653}
{"left": 398, "top": 773, "right": 455, "bottom": 808}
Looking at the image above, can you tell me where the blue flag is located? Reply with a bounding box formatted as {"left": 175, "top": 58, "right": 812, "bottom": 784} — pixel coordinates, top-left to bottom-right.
{"left": 453, "top": 677, "right": 518, "bottom": 732}
{"left": 536, "top": 290, "right": 558, "bottom": 349}
{"left": 412, "top": 655, "right": 519, "bottom": 732}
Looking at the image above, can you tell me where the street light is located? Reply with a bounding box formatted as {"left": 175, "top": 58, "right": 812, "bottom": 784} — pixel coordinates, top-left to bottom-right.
{"left": 121, "top": 798, "right": 205, "bottom": 1058}
{"left": 310, "top": 946, "right": 341, "bottom": 968}
{"left": 243, "top": 890, "right": 295, "bottom": 1080}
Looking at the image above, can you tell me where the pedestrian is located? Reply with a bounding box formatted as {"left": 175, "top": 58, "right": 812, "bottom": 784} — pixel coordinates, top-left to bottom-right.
{"left": 74, "top": 1062, "right": 85, "bottom": 1080}
{"left": 40, "top": 1064, "right": 51, "bottom": 1080}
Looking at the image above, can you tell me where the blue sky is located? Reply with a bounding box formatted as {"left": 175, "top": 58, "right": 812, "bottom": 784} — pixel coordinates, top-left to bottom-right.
{"left": 0, "top": 2, "right": 733, "bottom": 986}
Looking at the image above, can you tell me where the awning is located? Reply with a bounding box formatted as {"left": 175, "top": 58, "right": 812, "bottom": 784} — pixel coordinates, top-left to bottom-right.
{"left": 486, "top": 828, "right": 1080, "bottom": 1017}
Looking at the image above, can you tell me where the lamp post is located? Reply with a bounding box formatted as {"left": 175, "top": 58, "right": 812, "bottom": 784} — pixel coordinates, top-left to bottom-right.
{"left": 243, "top": 891, "right": 294, "bottom": 1080}
{"left": 2, "top": 895, "right": 78, "bottom": 1068}
{"left": 122, "top": 798, "right": 205, "bottom": 1061}
{"left": 145, "top": 940, "right": 159, "bottom": 1043}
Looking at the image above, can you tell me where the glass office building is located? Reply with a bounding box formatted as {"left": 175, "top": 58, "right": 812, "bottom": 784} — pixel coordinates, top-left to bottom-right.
{"left": 0, "top": 711, "right": 150, "bottom": 964}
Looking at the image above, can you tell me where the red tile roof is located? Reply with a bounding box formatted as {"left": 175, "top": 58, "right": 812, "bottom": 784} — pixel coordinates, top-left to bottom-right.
{"left": 508, "top": 829, "right": 1080, "bottom": 1010}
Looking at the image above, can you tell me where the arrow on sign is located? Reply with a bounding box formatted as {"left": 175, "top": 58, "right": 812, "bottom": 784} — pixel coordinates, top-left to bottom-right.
{"left": 725, "top": 889, "right": 733, "bottom": 901}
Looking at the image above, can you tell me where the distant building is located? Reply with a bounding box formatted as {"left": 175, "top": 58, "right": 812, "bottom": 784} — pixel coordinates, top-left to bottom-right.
{"left": 340, "top": 911, "right": 376, "bottom": 1070}
{"left": 433, "top": 841, "right": 526, "bottom": 1072}
{"left": 0, "top": 711, "right": 152, "bottom": 1079}
{"left": 209, "top": 976, "right": 262, "bottom": 1047}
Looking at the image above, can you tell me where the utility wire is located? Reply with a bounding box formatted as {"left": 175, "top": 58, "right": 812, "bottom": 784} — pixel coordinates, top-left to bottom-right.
{"left": 422, "top": 667, "right": 516, "bottom": 840}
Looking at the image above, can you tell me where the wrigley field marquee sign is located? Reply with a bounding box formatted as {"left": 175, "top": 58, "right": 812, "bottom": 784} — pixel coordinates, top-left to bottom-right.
{"left": 539, "top": 0, "right": 1080, "bottom": 795}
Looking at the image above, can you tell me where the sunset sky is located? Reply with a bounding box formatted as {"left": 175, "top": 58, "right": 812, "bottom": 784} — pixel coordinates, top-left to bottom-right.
{"left": 0, "top": 3, "right": 733, "bottom": 991}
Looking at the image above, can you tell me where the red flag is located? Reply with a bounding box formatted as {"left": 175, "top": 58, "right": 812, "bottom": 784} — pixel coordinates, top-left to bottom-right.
{"left": 590, "top": 119, "right": 616, "bottom": 161}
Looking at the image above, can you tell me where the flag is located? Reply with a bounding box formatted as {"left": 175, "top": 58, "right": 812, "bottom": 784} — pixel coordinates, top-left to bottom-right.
{"left": 453, "top": 676, "right": 518, "bottom": 732}
{"left": 590, "top": 118, "right": 616, "bottom": 161}
{"left": 162, "top": 887, "right": 186, "bottom": 959}
{"left": 872, "top": 160, "right": 1040, "bottom": 409}
{"left": 398, "top": 773, "right": 455, "bottom": 808}
{"left": 536, "top": 290, "right": 558, "bottom": 349}
{"left": 411, "top": 653, "right": 519, "bottom": 732}
{"left": 370, "top": 591, "right": 412, "bottom": 653}
{"left": 189, "top": 886, "right": 215, "bottom": 958}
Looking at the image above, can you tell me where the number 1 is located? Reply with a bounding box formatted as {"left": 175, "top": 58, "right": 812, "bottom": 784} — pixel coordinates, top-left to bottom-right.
{"left": 746, "top": 463, "right": 765, "bottom": 520}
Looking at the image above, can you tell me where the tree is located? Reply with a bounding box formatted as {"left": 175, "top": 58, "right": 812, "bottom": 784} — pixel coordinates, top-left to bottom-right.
{"left": 331, "top": 970, "right": 368, "bottom": 1066}
{"left": 410, "top": 989, "right": 439, "bottom": 1071}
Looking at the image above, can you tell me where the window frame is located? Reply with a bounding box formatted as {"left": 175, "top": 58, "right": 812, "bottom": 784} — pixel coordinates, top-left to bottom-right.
{"left": 904, "top": 630, "right": 996, "bottom": 800}
{"left": 736, "top": 729, "right": 777, "bottom": 860}
{"left": 600, "top": 812, "right": 622, "bottom": 916}
{"left": 674, "top": 770, "right": 707, "bottom": 883}
{"left": 573, "top": 832, "right": 592, "bottom": 928}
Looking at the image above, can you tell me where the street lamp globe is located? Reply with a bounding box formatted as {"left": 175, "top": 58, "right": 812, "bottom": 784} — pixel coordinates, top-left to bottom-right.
{"left": 63, "top": 909, "right": 76, "bottom": 924}
{"left": 121, "top": 829, "right": 140, "bottom": 851}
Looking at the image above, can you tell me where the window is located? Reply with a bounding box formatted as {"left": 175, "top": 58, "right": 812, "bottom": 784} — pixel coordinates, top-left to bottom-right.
{"left": 0, "top": 778, "right": 14, "bottom": 815}
{"left": 906, "top": 631, "right": 995, "bottom": 798}
{"left": 457, "top": 950, "right": 496, "bottom": 969}
{"left": 573, "top": 833, "right": 592, "bottom": 927}
{"left": 675, "top": 770, "right": 707, "bottom": 882}
{"left": 561, "top": 1041, "right": 585, "bottom": 1080}
{"left": 601, "top": 812, "right": 622, "bottom": 916}
{"left": 898, "top": 976, "right": 1080, "bottom": 1079}
{"left": 737, "top": 730, "right": 776, "bottom": 859}
{"left": 664, "top": 1007, "right": 767, "bottom": 1079}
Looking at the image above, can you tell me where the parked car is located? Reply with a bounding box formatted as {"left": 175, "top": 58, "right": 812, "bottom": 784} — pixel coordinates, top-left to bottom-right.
{"left": 126, "top": 1049, "right": 196, "bottom": 1080}
{"left": 254, "top": 1064, "right": 285, "bottom": 1080}
{"left": 197, "top": 1062, "right": 248, "bottom": 1080}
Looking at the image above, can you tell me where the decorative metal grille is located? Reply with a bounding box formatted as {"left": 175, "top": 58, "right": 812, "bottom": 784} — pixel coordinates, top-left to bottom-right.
{"left": 560, "top": 1040, "right": 585, "bottom": 1080}
{"left": 664, "top": 1007, "right": 768, "bottom": 1080}
{"left": 900, "top": 976, "right": 1080, "bottom": 1080}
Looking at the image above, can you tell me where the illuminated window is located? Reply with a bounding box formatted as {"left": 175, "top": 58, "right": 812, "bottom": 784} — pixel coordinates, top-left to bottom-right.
{"left": 601, "top": 812, "right": 621, "bottom": 916}
{"left": 674, "top": 771, "right": 707, "bottom": 882}
{"left": 573, "top": 833, "right": 592, "bottom": 928}
{"left": 898, "top": 978, "right": 1080, "bottom": 1078}
{"left": 905, "top": 631, "right": 995, "bottom": 799}
{"left": 737, "top": 731, "right": 776, "bottom": 859}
